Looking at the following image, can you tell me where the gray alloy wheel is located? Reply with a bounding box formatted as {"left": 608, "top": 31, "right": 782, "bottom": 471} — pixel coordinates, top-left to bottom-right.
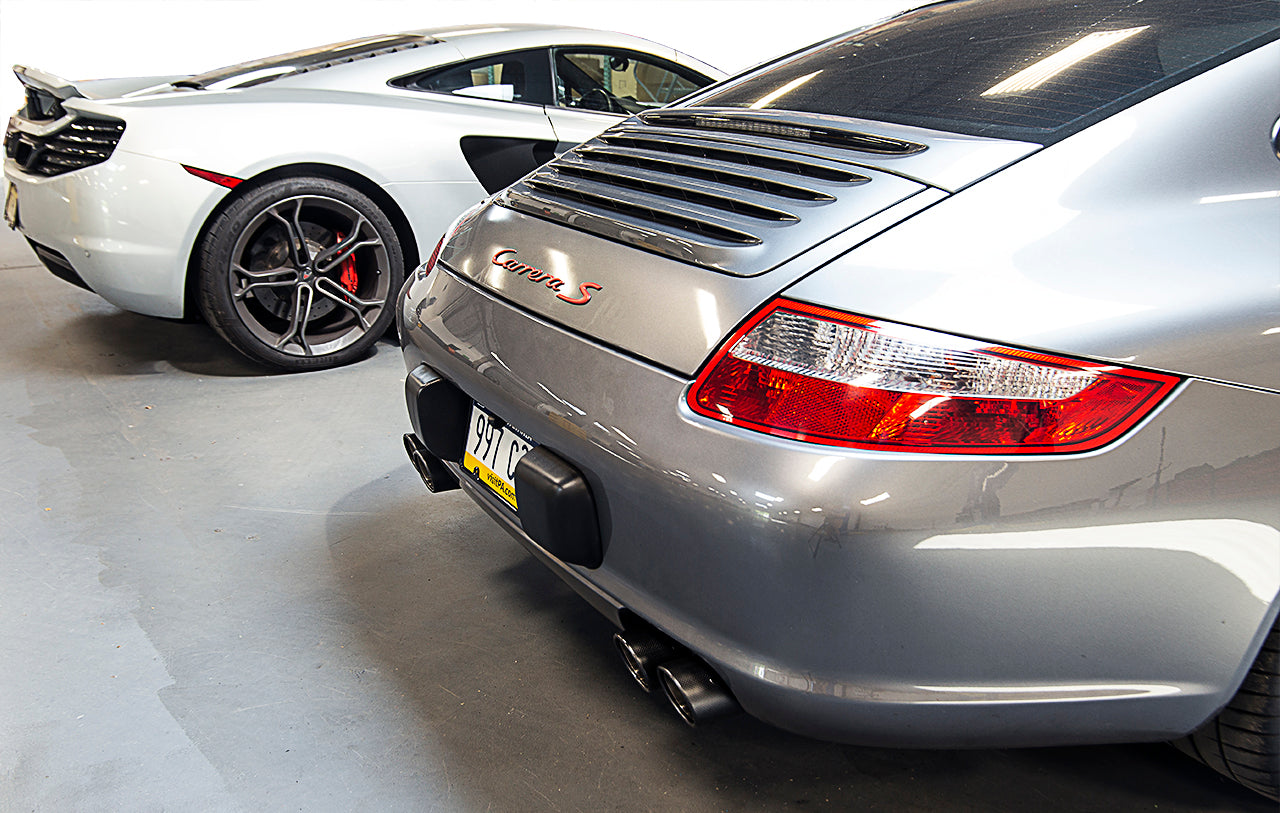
{"left": 198, "top": 176, "right": 404, "bottom": 371}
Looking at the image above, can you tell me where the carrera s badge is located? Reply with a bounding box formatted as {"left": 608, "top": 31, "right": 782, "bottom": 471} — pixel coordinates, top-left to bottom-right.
{"left": 492, "top": 249, "right": 601, "bottom": 306}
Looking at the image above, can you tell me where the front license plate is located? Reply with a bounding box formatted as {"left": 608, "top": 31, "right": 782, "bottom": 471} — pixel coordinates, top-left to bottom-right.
{"left": 3, "top": 183, "right": 17, "bottom": 229}
{"left": 462, "top": 404, "right": 533, "bottom": 510}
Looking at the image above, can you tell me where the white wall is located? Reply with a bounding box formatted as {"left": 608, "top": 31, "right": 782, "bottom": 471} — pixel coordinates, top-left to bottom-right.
{"left": 0, "top": 0, "right": 915, "bottom": 115}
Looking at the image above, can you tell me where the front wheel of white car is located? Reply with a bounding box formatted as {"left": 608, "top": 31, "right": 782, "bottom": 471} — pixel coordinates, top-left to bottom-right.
{"left": 197, "top": 176, "right": 404, "bottom": 371}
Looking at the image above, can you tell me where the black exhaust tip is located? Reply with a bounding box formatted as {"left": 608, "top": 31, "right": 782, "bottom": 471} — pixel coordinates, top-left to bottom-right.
{"left": 657, "top": 656, "right": 740, "bottom": 726}
{"left": 403, "top": 433, "right": 460, "bottom": 493}
{"left": 614, "top": 629, "right": 682, "bottom": 693}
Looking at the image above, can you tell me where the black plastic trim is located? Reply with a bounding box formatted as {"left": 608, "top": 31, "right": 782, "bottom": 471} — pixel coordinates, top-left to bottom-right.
{"left": 404, "top": 363, "right": 471, "bottom": 462}
{"left": 460, "top": 135, "right": 558, "bottom": 194}
{"left": 514, "top": 446, "right": 603, "bottom": 568}
{"left": 26, "top": 238, "right": 92, "bottom": 291}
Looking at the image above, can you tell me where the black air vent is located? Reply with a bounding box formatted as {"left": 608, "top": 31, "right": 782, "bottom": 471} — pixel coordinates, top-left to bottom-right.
{"left": 640, "top": 110, "right": 928, "bottom": 156}
{"left": 548, "top": 162, "right": 800, "bottom": 223}
{"left": 498, "top": 113, "right": 926, "bottom": 276}
{"left": 22, "top": 87, "right": 66, "bottom": 122}
{"left": 5, "top": 116, "right": 126, "bottom": 177}
{"left": 593, "top": 133, "right": 869, "bottom": 184}
{"left": 524, "top": 177, "right": 761, "bottom": 246}
{"left": 579, "top": 141, "right": 853, "bottom": 200}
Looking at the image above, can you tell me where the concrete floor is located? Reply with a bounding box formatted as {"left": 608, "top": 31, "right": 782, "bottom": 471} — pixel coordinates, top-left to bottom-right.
{"left": 0, "top": 222, "right": 1269, "bottom": 813}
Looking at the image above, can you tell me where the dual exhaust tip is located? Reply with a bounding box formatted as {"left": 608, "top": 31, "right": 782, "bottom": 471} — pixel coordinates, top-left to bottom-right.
{"left": 614, "top": 627, "right": 740, "bottom": 726}
{"left": 403, "top": 433, "right": 459, "bottom": 493}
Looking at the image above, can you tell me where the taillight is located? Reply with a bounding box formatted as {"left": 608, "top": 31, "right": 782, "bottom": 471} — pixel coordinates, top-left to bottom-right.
{"left": 415, "top": 200, "right": 485, "bottom": 282}
{"left": 688, "top": 299, "right": 1180, "bottom": 455}
{"left": 417, "top": 235, "right": 445, "bottom": 281}
{"left": 182, "top": 165, "right": 242, "bottom": 188}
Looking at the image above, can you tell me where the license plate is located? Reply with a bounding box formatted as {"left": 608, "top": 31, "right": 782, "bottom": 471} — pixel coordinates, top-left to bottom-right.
{"left": 3, "top": 183, "right": 17, "bottom": 229}
{"left": 462, "top": 404, "right": 533, "bottom": 510}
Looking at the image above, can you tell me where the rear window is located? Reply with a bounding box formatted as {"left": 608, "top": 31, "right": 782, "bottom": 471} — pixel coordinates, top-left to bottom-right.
{"left": 180, "top": 33, "right": 437, "bottom": 90}
{"left": 690, "top": 0, "right": 1280, "bottom": 143}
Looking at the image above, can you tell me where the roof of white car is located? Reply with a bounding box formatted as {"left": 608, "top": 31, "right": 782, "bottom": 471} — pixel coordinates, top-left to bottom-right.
{"left": 188, "top": 24, "right": 721, "bottom": 92}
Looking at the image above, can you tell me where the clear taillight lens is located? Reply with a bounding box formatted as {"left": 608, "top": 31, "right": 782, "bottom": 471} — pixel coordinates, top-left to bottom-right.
{"left": 688, "top": 299, "right": 1180, "bottom": 454}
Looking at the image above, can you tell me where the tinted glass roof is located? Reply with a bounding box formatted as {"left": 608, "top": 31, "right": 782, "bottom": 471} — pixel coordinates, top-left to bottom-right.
{"left": 691, "top": 0, "right": 1280, "bottom": 143}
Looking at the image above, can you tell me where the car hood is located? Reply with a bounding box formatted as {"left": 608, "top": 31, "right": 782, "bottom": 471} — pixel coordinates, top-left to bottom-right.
{"left": 436, "top": 109, "right": 1038, "bottom": 375}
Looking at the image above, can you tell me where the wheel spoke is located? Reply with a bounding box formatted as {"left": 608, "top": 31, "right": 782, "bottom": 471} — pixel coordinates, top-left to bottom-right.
{"left": 317, "top": 237, "right": 382, "bottom": 275}
{"left": 231, "top": 261, "right": 298, "bottom": 281}
{"left": 230, "top": 262, "right": 299, "bottom": 301}
{"left": 315, "top": 217, "right": 382, "bottom": 273}
{"left": 314, "top": 277, "right": 384, "bottom": 329}
{"left": 234, "top": 279, "right": 297, "bottom": 301}
{"left": 313, "top": 215, "right": 365, "bottom": 267}
{"left": 266, "top": 200, "right": 311, "bottom": 268}
{"left": 274, "top": 283, "right": 315, "bottom": 355}
{"left": 289, "top": 199, "right": 312, "bottom": 267}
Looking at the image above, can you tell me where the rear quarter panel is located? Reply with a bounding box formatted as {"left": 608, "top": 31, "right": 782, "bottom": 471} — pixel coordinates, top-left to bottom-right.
{"left": 785, "top": 40, "right": 1280, "bottom": 390}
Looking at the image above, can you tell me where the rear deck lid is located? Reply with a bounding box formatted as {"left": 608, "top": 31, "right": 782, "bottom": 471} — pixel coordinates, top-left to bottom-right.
{"left": 438, "top": 111, "right": 1032, "bottom": 374}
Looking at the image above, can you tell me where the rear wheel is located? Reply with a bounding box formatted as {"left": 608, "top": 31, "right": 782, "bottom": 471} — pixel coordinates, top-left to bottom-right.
{"left": 1174, "top": 620, "right": 1279, "bottom": 800}
{"left": 198, "top": 176, "right": 404, "bottom": 371}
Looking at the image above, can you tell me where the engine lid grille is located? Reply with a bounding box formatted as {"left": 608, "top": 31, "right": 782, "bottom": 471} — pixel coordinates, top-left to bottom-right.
{"left": 499, "top": 110, "right": 930, "bottom": 277}
{"left": 640, "top": 109, "right": 928, "bottom": 155}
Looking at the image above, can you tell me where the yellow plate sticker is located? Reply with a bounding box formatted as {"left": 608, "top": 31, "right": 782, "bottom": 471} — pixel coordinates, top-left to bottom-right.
{"left": 463, "top": 450, "right": 519, "bottom": 510}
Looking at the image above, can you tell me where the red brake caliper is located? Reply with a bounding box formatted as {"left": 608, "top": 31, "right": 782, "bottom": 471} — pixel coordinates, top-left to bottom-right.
{"left": 334, "top": 231, "right": 358, "bottom": 293}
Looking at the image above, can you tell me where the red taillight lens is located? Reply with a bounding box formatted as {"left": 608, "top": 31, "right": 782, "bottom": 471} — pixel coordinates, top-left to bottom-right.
{"left": 420, "top": 235, "right": 445, "bottom": 278}
{"left": 688, "top": 299, "right": 1180, "bottom": 455}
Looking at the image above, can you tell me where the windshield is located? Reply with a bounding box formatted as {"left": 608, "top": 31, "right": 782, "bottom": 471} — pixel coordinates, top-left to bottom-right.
{"left": 690, "top": 0, "right": 1280, "bottom": 143}
{"left": 179, "top": 33, "right": 437, "bottom": 90}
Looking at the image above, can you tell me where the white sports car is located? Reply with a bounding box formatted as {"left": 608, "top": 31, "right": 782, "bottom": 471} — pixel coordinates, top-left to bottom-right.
{"left": 2, "top": 25, "right": 721, "bottom": 369}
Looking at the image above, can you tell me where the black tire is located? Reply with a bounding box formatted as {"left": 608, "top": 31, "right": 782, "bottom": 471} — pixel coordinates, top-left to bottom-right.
{"left": 197, "top": 176, "right": 404, "bottom": 371}
{"left": 1174, "top": 620, "right": 1279, "bottom": 801}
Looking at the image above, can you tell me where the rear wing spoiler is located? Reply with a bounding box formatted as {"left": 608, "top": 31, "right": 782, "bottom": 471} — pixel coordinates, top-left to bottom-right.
{"left": 13, "top": 65, "right": 84, "bottom": 121}
{"left": 13, "top": 65, "right": 84, "bottom": 101}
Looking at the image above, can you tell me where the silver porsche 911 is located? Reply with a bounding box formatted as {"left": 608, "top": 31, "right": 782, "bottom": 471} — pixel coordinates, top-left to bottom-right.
{"left": 399, "top": 0, "right": 1280, "bottom": 799}
{"left": 3, "top": 25, "right": 720, "bottom": 369}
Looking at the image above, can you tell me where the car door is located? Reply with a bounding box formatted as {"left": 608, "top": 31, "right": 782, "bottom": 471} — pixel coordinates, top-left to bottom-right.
{"left": 399, "top": 48, "right": 562, "bottom": 193}
{"left": 544, "top": 47, "right": 715, "bottom": 150}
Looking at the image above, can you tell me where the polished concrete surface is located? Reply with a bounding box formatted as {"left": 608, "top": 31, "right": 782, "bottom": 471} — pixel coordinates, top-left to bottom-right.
{"left": 0, "top": 222, "right": 1269, "bottom": 812}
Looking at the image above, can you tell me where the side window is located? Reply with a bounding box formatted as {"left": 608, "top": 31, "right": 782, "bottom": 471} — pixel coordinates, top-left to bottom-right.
{"left": 553, "top": 50, "right": 713, "bottom": 114}
{"left": 399, "top": 49, "right": 553, "bottom": 105}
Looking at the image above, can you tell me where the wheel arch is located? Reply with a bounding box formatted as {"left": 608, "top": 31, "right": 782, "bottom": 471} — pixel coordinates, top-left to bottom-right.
{"left": 184, "top": 162, "right": 420, "bottom": 319}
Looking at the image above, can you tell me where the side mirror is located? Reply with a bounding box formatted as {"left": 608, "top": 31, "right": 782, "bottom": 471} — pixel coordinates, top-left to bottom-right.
{"left": 453, "top": 84, "right": 515, "bottom": 102}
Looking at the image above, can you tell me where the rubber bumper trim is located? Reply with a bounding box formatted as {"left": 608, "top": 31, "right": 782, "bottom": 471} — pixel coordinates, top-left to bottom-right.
{"left": 405, "top": 363, "right": 470, "bottom": 462}
{"left": 515, "top": 446, "right": 603, "bottom": 568}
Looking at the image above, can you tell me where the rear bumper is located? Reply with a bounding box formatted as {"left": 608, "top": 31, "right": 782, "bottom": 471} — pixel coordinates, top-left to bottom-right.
{"left": 4, "top": 150, "right": 228, "bottom": 318}
{"left": 401, "top": 266, "right": 1280, "bottom": 748}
